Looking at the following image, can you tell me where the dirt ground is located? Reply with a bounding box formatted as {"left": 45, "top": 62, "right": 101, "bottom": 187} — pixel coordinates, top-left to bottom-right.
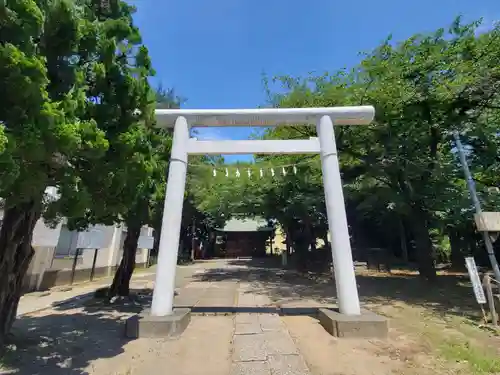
{"left": 249, "top": 263, "right": 500, "bottom": 375}
{"left": 2, "top": 262, "right": 500, "bottom": 375}
{"left": 309, "top": 267, "right": 500, "bottom": 375}
{"left": 364, "top": 268, "right": 500, "bottom": 375}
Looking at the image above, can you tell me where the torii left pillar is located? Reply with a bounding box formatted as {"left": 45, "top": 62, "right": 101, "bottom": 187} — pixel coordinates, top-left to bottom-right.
{"left": 125, "top": 116, "right": 191, "bottom": 338}
{"left": 151, "top": 116, "right": 189, "bottom": 316}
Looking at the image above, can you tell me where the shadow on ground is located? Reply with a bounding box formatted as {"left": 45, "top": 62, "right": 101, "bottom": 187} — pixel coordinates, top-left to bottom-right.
{"left": 1, "top": 305, "right": 135, "bottom": 375}
{"left": 192, "top": 258, "right": 480, "bottom": 321}
{"left": 0, "top": 257, "right": 479, "bottom": 374}
{"left": 0, "top": 261, "right": 226, "bottom": 374}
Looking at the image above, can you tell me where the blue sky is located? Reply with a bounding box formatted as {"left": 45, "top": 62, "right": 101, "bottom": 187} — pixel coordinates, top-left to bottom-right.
{"left": 130, "top": 0, "right": 498, "bottom": 162}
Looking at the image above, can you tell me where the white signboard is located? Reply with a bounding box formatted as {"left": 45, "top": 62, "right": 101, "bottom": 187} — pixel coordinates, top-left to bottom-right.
{"left": 137, "top": 235, "right": 154, "bottom": 249}
{"left": 140, "top": 226, "right": 154, "bottom": 237}
{"left": 475, "top": 212, "right": 500, "bottom": 232}
{"left": 465, "top": 257, "right": 487, "bottom": 304}
{"left": 76, "top": 226, "right": 109, "bottom": 249}
{"left": 32, "top": 220, "right": 63, "bottom": 247}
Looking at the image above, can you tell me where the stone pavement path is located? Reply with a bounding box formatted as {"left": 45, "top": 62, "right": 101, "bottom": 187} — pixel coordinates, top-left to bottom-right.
{"left": 231, "top": 313, "right": 311, "bottom": 375}
{"left": 173, "top": 261, "right": 314, "bottom": 375}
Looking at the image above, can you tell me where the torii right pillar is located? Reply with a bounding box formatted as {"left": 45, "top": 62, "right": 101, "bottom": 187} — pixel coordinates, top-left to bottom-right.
{"left": 316, "top": 115, "right": 389, "bottom": 337}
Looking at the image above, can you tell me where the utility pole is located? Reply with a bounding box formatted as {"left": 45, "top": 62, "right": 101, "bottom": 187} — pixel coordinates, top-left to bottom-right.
{"left": 453, "top": 131, "right": 500, "bottom": 282}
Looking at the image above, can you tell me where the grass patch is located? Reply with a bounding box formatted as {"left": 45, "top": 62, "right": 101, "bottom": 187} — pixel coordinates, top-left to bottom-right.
{"left": 371, "top": 298, "right": 500, "bottom": 374}
{"left": 439, "top": 339, "right": 500, "bottom": 374}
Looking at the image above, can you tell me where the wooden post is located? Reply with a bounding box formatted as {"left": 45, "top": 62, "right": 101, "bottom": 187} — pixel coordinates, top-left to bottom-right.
{"left": 484, "top": 275, "right": 498, "bottom": 326}
{"left": 89, "top": 248, "right": 98, "bottom": 281}
{"left": 70, "top": 248, "right": 81, "bottom": 285}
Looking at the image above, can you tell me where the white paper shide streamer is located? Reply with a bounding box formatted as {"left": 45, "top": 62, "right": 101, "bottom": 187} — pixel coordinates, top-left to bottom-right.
{"left": 210, "top": 164, "right": 300, "bottom": 178}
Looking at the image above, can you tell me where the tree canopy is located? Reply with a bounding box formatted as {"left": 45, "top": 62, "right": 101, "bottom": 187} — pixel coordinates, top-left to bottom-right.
{"left": 187, "top": 17, "right": 500, "bottom": 278}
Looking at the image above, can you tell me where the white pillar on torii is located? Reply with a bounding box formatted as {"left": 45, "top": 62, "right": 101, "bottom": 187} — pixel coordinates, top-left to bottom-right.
{"left": 150, "top": 116, "right": 189, "bottom": 316}
{"left": 151, "top": 106, "right": 375, "bottom": 317}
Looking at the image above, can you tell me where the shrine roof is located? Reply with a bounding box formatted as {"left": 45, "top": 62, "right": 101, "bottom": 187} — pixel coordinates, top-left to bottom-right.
{"left": 215, "top": 217, "right": 273, "bottom": 232}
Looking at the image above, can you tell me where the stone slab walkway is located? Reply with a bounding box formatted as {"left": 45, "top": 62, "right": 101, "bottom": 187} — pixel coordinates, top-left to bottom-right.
{"left": 231, "top": 312, "right": 311, "bottom": 375}
{"left": 173, "top": 261, "right": 316, "bottom": 375}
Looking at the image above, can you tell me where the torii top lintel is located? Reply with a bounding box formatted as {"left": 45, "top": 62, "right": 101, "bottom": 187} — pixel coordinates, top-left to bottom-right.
{"left": 154, "top": 106, "right": 375, "bottom": 128}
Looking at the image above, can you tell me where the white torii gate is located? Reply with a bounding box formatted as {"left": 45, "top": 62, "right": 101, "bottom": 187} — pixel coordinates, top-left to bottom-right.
{"left": 152, "top": 106, "right": 375, "bottom": 317}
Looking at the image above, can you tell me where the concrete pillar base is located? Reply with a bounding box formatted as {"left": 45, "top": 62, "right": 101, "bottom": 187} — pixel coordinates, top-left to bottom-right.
{"left": 318, "top": 308, "right": 388, "bottom": 338}
{"left": 125, "top": 308, "right": 191, "bottom": 339}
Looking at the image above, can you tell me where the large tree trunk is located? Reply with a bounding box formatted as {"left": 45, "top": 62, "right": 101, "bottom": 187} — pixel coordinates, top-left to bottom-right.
{"left": 292, "top": 219, "right": 313, "bottom": 272}
{"left": 206, "top": 231, "right": 215, "bottom": 258}
{"left": 310, "top": 237, "right": 317, "bottom": 252}
{"left": 322, "top": 233, "right": 330, "bottom": 251}
{"left": 449, "top": 228, "right": 466, "bottom": 270}
{"left": 285, "top": 228, "right": 292, "bottom": 255}
{"left": 293, "top": 239, "right": 309, "bottom": 272}
{"left": 399, "top": 217, "right": 409, "bottom": 263}
{"left": 0, "top": 199, "right": 42, "bottom": 346}
{"left": 152, "top": 227, "right": 161, "bottom": 257}
{"left": 410, "top": 205, "right": 436, "bottom": 280}
{"left": 108, "top": 224, "right": 141, "bottom": 298}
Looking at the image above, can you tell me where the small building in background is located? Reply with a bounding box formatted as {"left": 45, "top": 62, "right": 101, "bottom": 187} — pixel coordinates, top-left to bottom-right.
{"left": 214, "top": 217, "right": 273, "bottom": 258}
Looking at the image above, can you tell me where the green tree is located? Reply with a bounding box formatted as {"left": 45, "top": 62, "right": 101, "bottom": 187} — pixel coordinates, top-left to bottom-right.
{"left": 105, "top": 88, "right": 180, "bottom": 298}
{"left": 0, "top": 0, "right": 172, "bottom": 342}
{"left": 262, "top": 18, "right": 500, "bottom": 279}
{"left": 69, "top": 86, "right": 182, "bottom": 298}
{"left": 346, "top": 18, "right": 500, "bottom": 278}
{"left": 0, "top": 0, "right": 113, "bottom": 343}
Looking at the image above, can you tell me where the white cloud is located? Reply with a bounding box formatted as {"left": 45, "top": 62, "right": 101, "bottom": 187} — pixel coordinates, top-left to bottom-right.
{"left": 475, "top": 18, "right": 499, "bottom": 35}
{"left": 192, "top": 127, "right": 226, "bottom": 140}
